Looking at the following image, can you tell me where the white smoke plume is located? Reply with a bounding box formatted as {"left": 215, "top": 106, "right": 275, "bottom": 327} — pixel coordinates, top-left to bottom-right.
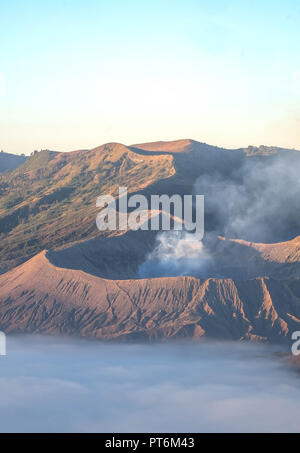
{"left": 138, "top": 151, "right": 300, "bottom": 278}
{"left": 195, "top": 152, "right": 300, "bottom": 243}
{"left": 138, "top": 231, "right": 214, "bottom": 278}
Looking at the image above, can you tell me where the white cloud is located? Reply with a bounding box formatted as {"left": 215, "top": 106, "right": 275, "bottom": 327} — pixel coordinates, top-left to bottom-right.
{"left": 0, "top": 336, "right": 299, "bottom": 433}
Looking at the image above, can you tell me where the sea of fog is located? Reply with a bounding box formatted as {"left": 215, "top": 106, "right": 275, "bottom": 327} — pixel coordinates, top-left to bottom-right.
{"left": 0, "top": 336, "right": 300, "bottom": 433}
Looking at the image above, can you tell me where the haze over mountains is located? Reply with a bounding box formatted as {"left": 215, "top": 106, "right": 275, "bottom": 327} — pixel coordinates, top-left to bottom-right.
{"left": 1, "top": 139, "right": 300, "bottom": 343}
{"left": 0, "top": 151, "right": 27, "bottom": 174}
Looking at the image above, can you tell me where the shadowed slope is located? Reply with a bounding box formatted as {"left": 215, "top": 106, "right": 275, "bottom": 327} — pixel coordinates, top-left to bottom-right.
{"left": 210, "top": 236, "right": 300, "bottom": 280}
{"left": 0, "top": 151, "right": 27, "bottom": 173}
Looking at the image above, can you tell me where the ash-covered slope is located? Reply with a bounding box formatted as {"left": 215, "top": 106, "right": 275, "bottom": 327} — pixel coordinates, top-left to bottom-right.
{"left": 210, "top": 236, "right": 300, "bottom": 280}
{"left": 222, "top": 235, "right": 300, "bottom": 263}
{"left": 0, "top": 240, "right": 300, "bottom": 343}
{"left": 1, "top": 139, "right": 300, "bottom": 344}
{"left": 2, "top": 138, "right": 298, "bottom": 273}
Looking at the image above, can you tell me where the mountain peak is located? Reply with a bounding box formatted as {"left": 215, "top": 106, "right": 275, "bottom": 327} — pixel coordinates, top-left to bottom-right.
{"left": 130, "top": 139, "right": 196, "bottom": 153}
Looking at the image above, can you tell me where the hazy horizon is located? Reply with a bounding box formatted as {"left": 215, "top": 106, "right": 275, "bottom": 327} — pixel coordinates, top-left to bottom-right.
{"left": 5, "top": 137, "right": 300, "bottom": 158}
{"left": 1, "top": 0, "right": 300, "bottom": 155}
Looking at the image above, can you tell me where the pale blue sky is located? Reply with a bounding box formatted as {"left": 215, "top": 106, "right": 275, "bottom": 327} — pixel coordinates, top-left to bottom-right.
{"left": 1, "top": 0, "right": 299, "bottom": 154}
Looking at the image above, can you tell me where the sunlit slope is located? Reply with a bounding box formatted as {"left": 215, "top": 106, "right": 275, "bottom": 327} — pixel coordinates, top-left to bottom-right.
{"left": 1, "top": 139, "right": 298, "bottom": 273}
{"left": 0, "top": 248, "right": 299, "bottom": 343}
{"left": 0, "top": 143, "right": 174, "bottom": 272}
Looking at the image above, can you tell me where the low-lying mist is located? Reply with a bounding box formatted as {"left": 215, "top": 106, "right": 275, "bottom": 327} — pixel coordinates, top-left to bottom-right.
{"left": 1, "top": 336, "right": 300, "bottom": 432}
